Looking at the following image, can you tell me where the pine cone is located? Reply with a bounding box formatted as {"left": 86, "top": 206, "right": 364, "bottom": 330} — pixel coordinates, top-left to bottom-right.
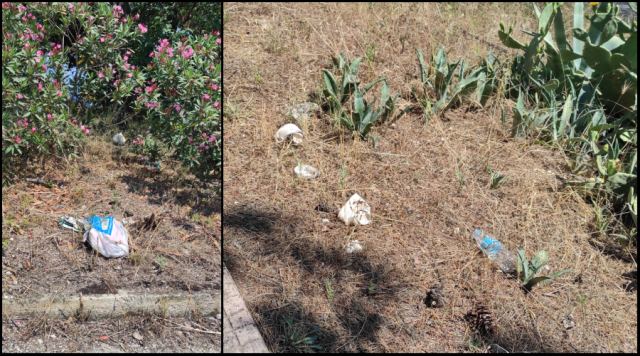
{"left": 465, "top": 302, "right": 495, "bottom": 337}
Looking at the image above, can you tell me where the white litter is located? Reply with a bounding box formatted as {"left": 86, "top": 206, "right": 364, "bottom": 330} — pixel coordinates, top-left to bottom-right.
{"left": 294, "top": 163, "right": 320, "bottom": 179}
{"left": 275, "top": 123, "right": 303, "bottom": 145}
{"left": 345, "top": 240, "right": 363, "bottom": 254}
{"left": 338, "top": 193, "right": 371, "bottom": 225}
{"left": 83, "top": 215, "right": 129, "bottom": 258}
{"left": 112, "top": 132, "right": 126, "bottom": 145}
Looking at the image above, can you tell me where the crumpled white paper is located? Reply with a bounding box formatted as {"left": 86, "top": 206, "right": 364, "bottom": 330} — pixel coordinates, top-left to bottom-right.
{"left": 338, "top": 193, "right": 371, "bottom": 225}
{"left": 275, "top": 123, "right": 303, "bottom": 145}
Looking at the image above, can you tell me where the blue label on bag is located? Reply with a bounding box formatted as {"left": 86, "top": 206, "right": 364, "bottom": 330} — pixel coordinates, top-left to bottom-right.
{"left": 89, "top": 215, "right": 114, "bottom": 235}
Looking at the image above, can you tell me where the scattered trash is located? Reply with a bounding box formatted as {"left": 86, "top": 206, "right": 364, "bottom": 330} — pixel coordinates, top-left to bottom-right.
{"left": 287, "top": 102, "right": 320, "bottom": 124}
{"left": 58, "top": 216, "right": 85, "bottom": 233}
{"left": 132, "top": 331, "right": 144, "bottom": 341}
{"left": 338, "top": 193, "right": 371, "bottom": 225}
{"left": 563, "top": 314, "right": 575, "bottom": 330}
{"left": 294, "top": 163, "right": 320, "bottom": 179}
{"left": 424, "top": 284, "right": 445, "bottom": 308}
{"left": 83, "top": 215, "right": 129, "bottom": 258}
{"left": 112, "top": 132, "right": 126, "bottom": 146}
{"left": 98, "top": 335, "right": 110, "bottom": 342}
{"left": 472, "top": 228, "right": 515, "bottom": 274}
{"left": 345, "top": 240, "right": 363, "bottom": 254}
{"left": 275, "top": 123, "right": 303, "bottom": 145}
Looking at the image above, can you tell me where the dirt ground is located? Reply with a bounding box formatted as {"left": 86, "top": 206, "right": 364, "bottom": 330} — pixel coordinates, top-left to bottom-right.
{"left": 2, "top": 138, "right": 221, "bottom": 352}
{"left": 222, "top": 3, "right": 637, "bottom": 353}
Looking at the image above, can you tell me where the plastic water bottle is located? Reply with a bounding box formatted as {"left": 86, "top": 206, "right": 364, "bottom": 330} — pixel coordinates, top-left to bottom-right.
{"left": 472, "top": 228, "right": 516, "bottom": 274}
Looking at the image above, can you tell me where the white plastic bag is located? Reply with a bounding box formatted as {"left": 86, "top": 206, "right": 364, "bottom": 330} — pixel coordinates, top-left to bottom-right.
{"left": 83, "top": 215, "right": 129, "bottom": 258}
{"left": 338, "top": 193, "right": 371, "bottom": 225}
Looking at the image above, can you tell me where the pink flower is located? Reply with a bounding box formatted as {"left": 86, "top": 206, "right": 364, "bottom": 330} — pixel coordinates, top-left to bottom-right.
{"left": 188, "top": 137, "right": 193, "bottom": 144}
{"left": 56, "top": 90, "right": 62, "bottom": 97}
{"left": 145, "top": 83, "right": 157, "bottom": 94}
{"left": 173, "top": 103, "right": 182, "bottom": 112}
{"left": 166, "top": 47, "right": 174, "bottom": 57}
{"left": 213, "top": 101, "right": 221, "bottom": 109}
{"left": 202, "top": 94, "right": 210, "bottom": 101}
{"left": 99, "top": 37, "right": 105, "bottom": 43}
{"left": 210, "top": 83, "right": 219, "bottom": 91}
{"left": 98, "top": 71, "right": 104, "bottom": 79}
{"left": 24, "top": 42, "right": 31, "bottom": 49}
{"left": 138, "top": 23, "right": 148, "bottom": 33}
{"left": 2, "top": 2, "right": 11, "bottom": 10}
{"left": 38, "top": 82, "right": 43, "bottom": 91}
{"left": 208, "top": 134, "right": 216, "bottom": 143}
{"left": 112, "top": 4, "right": 123, "bottom": 17}
{"left": 31, "top": 127, "right": 37, "bottom": 133}
{"left": 216, "top": 38, "right": 221, "bottom": 45}
{"left": 47, "top": 113, "right": 53, "bottom": 121}
{"left": 68, "top": 3, "right": 74, "bottom": 11}
{"left": 36, "top": 49, "right": 43, "bottom": 56}
{"left": 149, "top": 51, "right": 155, "bottom": 58}
{"left": 134, "top": 87, "right": 142, "bottom": 94}
{"left": 21, "top": 16, "right": 28, "bottom": 23}
{"left": 123, "top": 55, "right": 129, "bottom": 62}
{"left": 14, "top": 136, "right": 22, "bottom": 144}
{"left": 127, "top": 72, "right": 133, "bottom": 78}
{"left": 213, "top": 30, "right": 220, "bottom": 36}
{"left": 16, "top": 93, "right": 24, "bottom": 100}
{"left": 36, "top": 23, "right": 44, "bottom": 31}
{"left": 133, "top": 13, "right": 140, "bottom": 21}
{"left": 181, "top": 46, "right": 194, "bottom": 59}
{"left": 18, "top": 4, "right": 26, "bottom": 12}
{"left": 84, "top": 127, "right": 90, "bottom": 135}
{"left": 145, "top": 101, "right": 159, "bottom": 109}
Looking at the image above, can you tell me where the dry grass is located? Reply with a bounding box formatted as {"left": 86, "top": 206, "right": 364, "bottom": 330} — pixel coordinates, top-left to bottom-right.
{"left": 222, "top": 3, "right": 637, "bottom": 353}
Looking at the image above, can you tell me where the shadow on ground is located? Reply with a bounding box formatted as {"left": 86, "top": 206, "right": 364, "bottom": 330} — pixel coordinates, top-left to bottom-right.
{"left": 120, "top": 165, "right": 221, "bottom": 216}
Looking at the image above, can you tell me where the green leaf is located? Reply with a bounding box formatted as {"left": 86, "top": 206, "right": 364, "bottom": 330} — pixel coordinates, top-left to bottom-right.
{"left": 417, "top": 49, "right": 428, "bottom": 84}
{"left": 517, "top": 249, "right": 529, "bottom": 282}
{"left": 525, "top": 275, "right": 552, "bottom": 289}
{"left": 538, "top": 3, "right": 557, "bottom": 34}
{"left": 531, "top": 250, "right": 549, "bottom": 272}
{"left": 557, "top": 93, "right": 574, "bottom": 138}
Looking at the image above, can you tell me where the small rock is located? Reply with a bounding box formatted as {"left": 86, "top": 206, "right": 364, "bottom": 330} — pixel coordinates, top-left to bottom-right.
{"left": 345, "top": 240, "right": 363, "bottom": 254}
{"left": 50, "top": 334, "right": 56, "bottom": 339}
{"left": 132, "top": 331, "right": 143, "bottom": 341}
{"left": 563, "top": 314, "right": 575, "bottom": 330}
{"left": 216, "top": 313, "right": 221, "bottom": 320}
{"left": 37, "top": 338, "right": 43, "bottom": 344}
{"left": 287, "top": 102, "right": 320, "bottom": 124}
{"left": 321, "top": 219, "right": 330, "bottom": 224}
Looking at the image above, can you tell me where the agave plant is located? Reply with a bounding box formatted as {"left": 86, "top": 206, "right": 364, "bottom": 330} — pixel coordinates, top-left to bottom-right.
{"left": 416, "top": 47, "right": 486, "bottom": 120}
{"left": 516, "top": 249, "right": 570, "bottom": 292}
{"left": 321, "top": 53, "right": 399, "bottom": 139}
{"left": 498, "top": 2, "right": 637, "bottom": 239}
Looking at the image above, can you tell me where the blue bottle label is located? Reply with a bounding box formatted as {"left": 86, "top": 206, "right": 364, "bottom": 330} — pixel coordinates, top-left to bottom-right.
{"left": 481, "top": 236, "right": 502, "bottom": 256}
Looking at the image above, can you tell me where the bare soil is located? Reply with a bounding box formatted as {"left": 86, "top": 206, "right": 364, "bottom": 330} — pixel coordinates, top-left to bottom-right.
{"left": 2, "top": 138, "right": 221, "bottom": 352}
{"left": 222, "top": 3, "right": 637, "bottom": 353}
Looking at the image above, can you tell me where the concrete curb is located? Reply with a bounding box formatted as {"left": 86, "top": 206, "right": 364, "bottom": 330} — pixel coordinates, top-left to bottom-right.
{"left": 2, "top": 290, "right": 220, "bottom": 320}
{"left": 223, "top": 267, "right": 269, "bottom": 353}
